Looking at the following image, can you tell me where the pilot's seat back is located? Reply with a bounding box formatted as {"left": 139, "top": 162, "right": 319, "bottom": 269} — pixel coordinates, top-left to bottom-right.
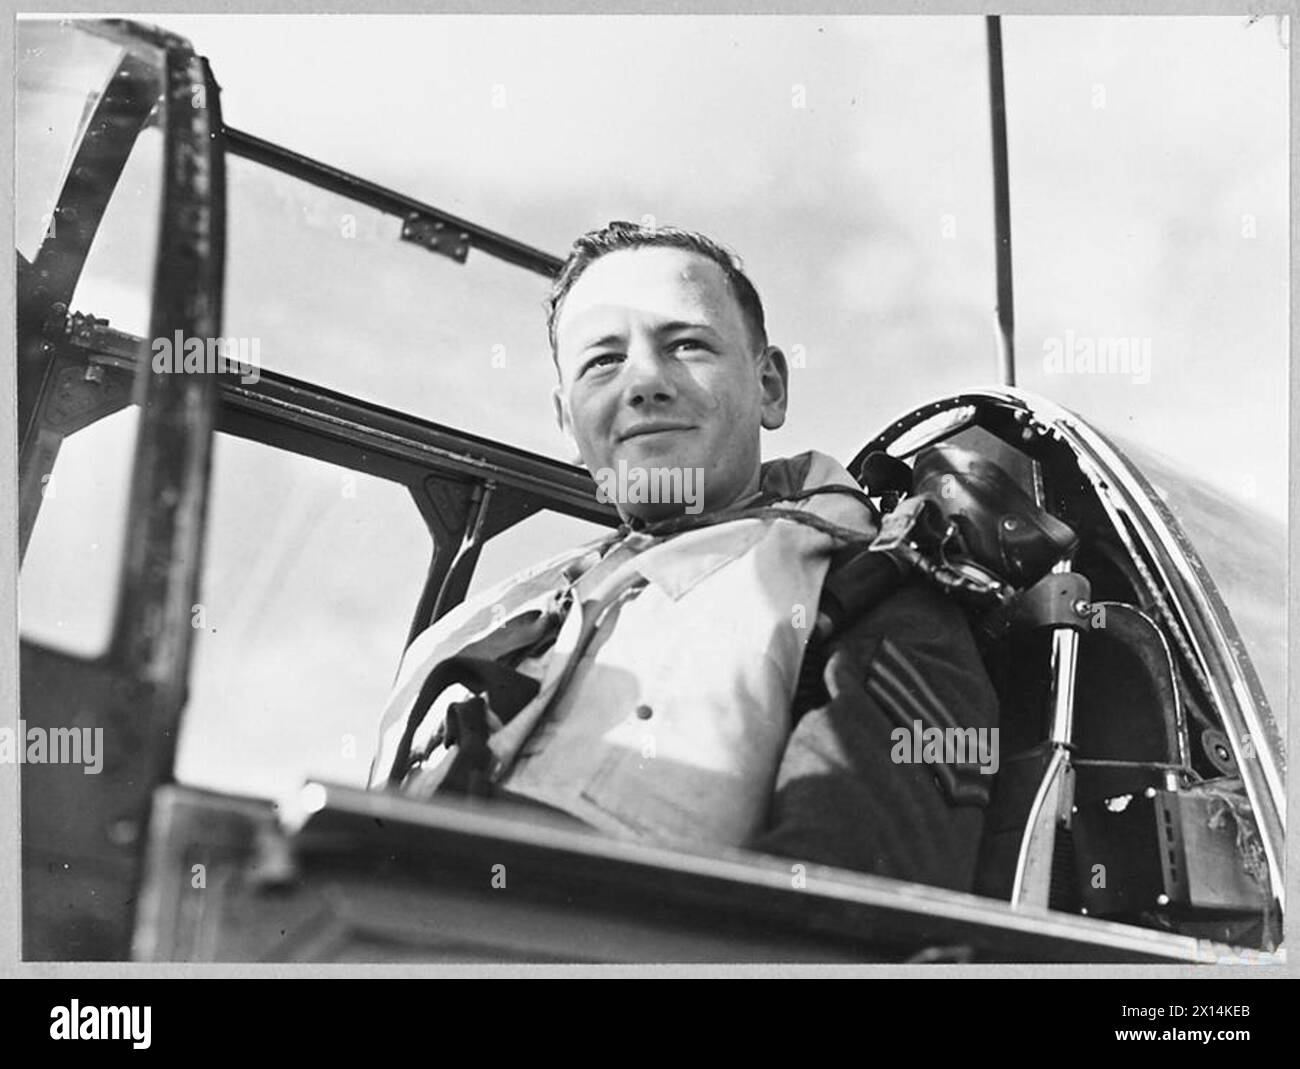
{"left": 856, "top": 424, "right": 1187, "bottom": 908}
{"left": 973, "top": 601, "right": 1186, "bottom": 904}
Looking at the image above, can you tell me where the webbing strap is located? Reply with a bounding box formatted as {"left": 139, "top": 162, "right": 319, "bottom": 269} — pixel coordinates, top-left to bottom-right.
{"left": 385, "top": 609, "right": 557, "bottom": 786}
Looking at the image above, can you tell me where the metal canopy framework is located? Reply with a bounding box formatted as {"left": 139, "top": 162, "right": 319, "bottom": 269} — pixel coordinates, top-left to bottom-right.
{"left": 19, "top": 27, "right": 229, "bottom": 960}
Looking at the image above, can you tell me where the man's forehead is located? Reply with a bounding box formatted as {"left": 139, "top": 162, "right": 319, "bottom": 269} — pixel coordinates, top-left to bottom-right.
{"left": 556, "top": 247, "right": 744, "bottom": 344}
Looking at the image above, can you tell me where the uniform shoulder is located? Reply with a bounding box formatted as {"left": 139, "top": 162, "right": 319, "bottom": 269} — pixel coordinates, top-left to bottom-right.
{"left": 799, "top": 573, "right": 997, "bottom": 731}
{"left": 830, "top": 573, "right": 978, "bottom": 653}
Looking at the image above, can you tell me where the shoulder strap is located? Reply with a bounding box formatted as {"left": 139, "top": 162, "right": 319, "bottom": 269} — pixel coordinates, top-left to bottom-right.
{"left": 386, "top": 608, "right": 558, "bottom": 786}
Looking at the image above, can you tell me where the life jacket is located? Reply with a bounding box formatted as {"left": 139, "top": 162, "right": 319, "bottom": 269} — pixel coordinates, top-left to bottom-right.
{"left": 369, "top": 451, "right": 882, "bottom": 849}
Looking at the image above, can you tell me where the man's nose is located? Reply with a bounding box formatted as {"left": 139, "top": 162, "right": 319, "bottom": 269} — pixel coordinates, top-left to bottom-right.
{"left": 620, "top": 341, "right": 677, "bottom": 407}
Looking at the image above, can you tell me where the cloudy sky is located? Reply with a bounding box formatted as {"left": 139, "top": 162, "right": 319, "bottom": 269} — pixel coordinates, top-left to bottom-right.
{"left": 16, "top": 16, "right": 1289, "bottom": 799}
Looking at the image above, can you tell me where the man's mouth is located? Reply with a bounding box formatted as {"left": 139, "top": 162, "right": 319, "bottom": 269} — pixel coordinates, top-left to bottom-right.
{"left": 618, "top": 422, "right": 697, "bottom": 443}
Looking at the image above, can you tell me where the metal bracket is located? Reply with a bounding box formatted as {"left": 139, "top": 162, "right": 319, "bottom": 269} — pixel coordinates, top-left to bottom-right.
{"left": 401, "top": 212, "right": 471, "bottom": 264}
{"left": 17, "top": 310, "right": 137, "bottom": 559}
{"left": 404, "top": 476, "right": 541, "bottom": 649}
{"left": 1011, "top": 571, "right": 1093, "bottom": 631}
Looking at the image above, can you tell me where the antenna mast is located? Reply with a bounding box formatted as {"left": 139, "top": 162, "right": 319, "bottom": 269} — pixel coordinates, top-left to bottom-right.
{"left": 986, "top": 15, "right": 1016, "bottom": 387}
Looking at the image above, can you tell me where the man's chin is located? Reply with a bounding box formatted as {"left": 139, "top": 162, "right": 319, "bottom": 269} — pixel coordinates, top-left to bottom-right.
{"left": 615, "top": 437, "right": 697, "bottom": 465}
{"left": 620, "top": 499, "right": 692, "bottom": 525}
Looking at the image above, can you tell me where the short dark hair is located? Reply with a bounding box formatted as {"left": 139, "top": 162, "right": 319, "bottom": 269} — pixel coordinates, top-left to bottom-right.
{"left": 546, "top": 221, "right": 768, "bottom": 360}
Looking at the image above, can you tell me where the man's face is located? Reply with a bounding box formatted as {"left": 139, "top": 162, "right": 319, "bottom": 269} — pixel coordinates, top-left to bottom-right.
{"left": 552, "top": 247, "right": 788, "bottom": 520}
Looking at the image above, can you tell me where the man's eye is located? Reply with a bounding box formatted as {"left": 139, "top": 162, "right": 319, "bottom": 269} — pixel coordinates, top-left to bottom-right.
{"left": 581, "top": 353, "right": 623, "bottom": 375}
{"left": 669, "top": 338, "right": 709, "bottom": 354}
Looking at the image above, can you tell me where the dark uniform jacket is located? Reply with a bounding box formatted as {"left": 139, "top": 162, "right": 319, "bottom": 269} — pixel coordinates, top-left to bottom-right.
{"left": 753, "top": 576, "right": 999, "bottom": 893}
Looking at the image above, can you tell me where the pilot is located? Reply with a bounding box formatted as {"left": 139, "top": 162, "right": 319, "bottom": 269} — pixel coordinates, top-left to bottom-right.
{"left": 369, "top": 221, "right": 999, "bottom": 892}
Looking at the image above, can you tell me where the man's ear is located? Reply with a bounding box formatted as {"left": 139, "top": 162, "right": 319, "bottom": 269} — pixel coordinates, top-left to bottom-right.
{"left": 757, "top": 345, "right": 789, "bottom": 431}
{"left": 552, "top": 384, "right": 584, "bottom": 466}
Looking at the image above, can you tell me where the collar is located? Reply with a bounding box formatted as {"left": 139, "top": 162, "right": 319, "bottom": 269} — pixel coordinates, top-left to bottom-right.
{"left": 608, "top": 451, "right": 878, "bottom": 601}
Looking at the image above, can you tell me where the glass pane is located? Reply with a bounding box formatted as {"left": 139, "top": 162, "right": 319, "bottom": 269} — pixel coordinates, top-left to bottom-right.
{"left": 1111, "top": 435, "right": 1286, "bottom": 718}
{"left": 17, "top": 19, "right": 165, "bottom": 338}
{"left": 465, "top": 510, "right": 613, "bottom": 602}
{"left": 174, "top": 435, "right": 432, "bottom": 802}
{"left": 19, "top": 406, "right": 139, "bottom": 657}
{"left": 68, "top": 125, "right": 164, "bottom": 339}
{"left": 168, "top": 15, "right": 997, "bottom": 469}
{"left": 15, "top": 18, "right": 127, "bottom": 260}
{"left": 222, "top": 153, "right": 562, "bottom": 458}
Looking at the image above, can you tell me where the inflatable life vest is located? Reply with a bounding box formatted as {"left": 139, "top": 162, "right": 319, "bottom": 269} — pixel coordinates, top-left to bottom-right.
{"left": 369, "top": 450, "right": 880, "bottom": 848}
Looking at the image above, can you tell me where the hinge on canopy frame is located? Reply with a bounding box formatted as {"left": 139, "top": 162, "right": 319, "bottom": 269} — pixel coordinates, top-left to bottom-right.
{"left": 400, "top": 212, "right": 471, "bottom": 264}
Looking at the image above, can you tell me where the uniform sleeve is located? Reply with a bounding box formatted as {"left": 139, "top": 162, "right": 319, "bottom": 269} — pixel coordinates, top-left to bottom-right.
{"left": 749, "top": 577, "right": 999, "bottom": 892}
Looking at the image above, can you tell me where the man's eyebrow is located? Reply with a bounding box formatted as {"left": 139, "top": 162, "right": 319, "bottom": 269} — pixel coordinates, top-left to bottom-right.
{"left": 576, "top": 332, "right": 626, "bottom": 352}
{"left": 655, "top": 320, "right": 721, "bottom": 338}
{"left": 573, "top": 322, "right": 719, "bottom": 350}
